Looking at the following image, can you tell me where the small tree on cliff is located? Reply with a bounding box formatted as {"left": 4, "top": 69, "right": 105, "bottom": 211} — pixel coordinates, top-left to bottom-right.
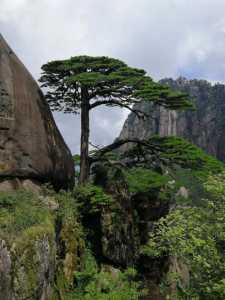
{"left": 39, "top": 56, "right": 191, "bottom": 184}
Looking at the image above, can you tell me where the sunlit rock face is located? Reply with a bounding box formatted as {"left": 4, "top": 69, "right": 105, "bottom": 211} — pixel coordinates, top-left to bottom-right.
{"left": 0, "top": 34, "right": 74, "bottom": 189}
{"left": 119, "top": 77, "right": 225, "bottom": 161}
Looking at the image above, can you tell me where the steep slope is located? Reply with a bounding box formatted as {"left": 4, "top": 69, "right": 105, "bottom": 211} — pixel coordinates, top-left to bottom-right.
{"left": 0, "top": 34, "right": 74, "bottom": 189}
{"left": 119, "top": 77, "right": 225, "bottom": 161}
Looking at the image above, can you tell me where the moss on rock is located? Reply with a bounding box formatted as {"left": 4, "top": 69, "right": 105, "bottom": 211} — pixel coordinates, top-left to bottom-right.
{"left": 0, "top": 190, "right": 56, "bottom": 299}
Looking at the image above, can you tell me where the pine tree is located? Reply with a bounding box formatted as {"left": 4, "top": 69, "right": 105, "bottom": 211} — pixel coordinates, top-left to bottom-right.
{"left": 39, "top": 56, "right": 191, "bottom": 184}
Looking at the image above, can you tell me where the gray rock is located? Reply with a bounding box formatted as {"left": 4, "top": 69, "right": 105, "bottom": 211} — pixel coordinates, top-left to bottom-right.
{"left": 0, "top": 178, "right": 42, "bottom": 193}
{"left": 0, "top": 34, "right": 74, "bottom": 189}
{"left": 119, "top": 77, "right": 225, "bottom": 161}
{"left": 12, "top": 235, "right": 56, "bottom": 300}
{"left": 0, "top": 240, "right": 12, "bottom": 300}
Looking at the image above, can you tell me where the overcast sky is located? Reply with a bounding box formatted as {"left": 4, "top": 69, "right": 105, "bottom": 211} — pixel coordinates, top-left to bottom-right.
{"left": 1, "top": 0, "right": 225, "bottom": 153}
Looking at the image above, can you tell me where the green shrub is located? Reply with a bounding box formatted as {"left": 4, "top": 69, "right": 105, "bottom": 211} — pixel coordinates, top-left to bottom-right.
{"left": 124, "top": 167, "right": 169, "bottom": 194}
{"left": 0, "top": 190, "right": 53, "bottom": 240}
{"left": 65, "top": 249, "right": 145, "bottom": 300}
{"left": 75, "top": 184, "right": 113, "bottom": 214}
{"left": 141, "top": 172, "right": 225, "bottom": 299}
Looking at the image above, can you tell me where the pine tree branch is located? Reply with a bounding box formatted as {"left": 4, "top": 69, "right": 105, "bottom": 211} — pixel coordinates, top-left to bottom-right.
{"left": 89, "top": 99, "right": 148, "bottom": 118}
{"left": 90, "top": 138, "right": 162, "bottom": 164}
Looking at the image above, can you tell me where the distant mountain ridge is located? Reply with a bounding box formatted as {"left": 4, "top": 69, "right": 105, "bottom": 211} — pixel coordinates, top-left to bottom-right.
{"left": 119, "top": 77, "right": 225, "bottom": 161}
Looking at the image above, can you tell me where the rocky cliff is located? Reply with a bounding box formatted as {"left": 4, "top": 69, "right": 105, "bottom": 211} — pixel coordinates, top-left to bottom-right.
{"left": 119, "top": 77, "right": 225, "bottom": 161}
{"left": 0, "top": 34, "right": 74, "bottom": 189}
{"left": 0, "top": 189, "right": 85, "bottom": 300}
{"left": 0, "top": 34, "right": 78, "bottom": 299}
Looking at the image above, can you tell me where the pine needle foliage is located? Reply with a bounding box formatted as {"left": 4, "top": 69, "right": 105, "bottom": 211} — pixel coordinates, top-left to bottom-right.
{"left": 39, "top": 56, "right": 191, "bottom": 113}
{"left": 122, "top": 136, "right": 224, "bottom": 179}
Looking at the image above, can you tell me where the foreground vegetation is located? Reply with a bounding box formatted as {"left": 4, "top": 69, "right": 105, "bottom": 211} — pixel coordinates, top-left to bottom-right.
{"left": 0, "top": 188, "right": 144, "bottom": 299}
{"left": 141, "top": 172, "right": 225, "bottom": 299}
{"left": 0, "top": 137, "right": 225, "bottom": 299}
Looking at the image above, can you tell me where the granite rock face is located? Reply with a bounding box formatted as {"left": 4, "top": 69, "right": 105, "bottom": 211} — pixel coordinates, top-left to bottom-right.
{"left": 0, "top": 197, "right": 56, "bottom": 300}
{"left": 0, "top": 34, "right": 74, "bottom": 189}
{"left": 119, "top": 77, "right": 225, "bottom": 161}
{"left": 0, "top": 188, "right": 85, "bottom": 300}
{"left": 0, "top": 240, "right": 11, "bottom": 300}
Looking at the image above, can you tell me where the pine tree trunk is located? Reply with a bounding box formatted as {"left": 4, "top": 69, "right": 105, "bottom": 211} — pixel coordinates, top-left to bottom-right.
{"left": 79, "top": 88, "right": 90, "bottom": 184}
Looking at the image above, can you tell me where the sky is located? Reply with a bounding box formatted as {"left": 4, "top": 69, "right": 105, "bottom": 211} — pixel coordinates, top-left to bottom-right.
{"left": 1, "top": 0, "right": 225, "bottom": 153}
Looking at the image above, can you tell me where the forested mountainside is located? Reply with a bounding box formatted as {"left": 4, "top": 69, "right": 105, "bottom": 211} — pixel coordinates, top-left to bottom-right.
{"left": 119, "top": 77, "right": 225, "bottom": 161}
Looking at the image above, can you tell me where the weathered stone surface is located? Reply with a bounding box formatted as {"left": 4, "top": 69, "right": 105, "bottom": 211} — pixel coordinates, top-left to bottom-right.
{"left": 0, "top": 178, "right": 42, "bottom": 193}
{"left": 0, "top": 240, "right": 12, "bottom": 300}
{"left": 0, "top": 188, "right": 85, "bottom": 300}
{"left": 100, "top": 182, "right": 170, "bottom": 300}
{"left": 0, "top": 178, "right": 21, "bottom": 191}
{"left": 12, "top": 235, "right": 56, "bottom": 300}
{"left": 0, "top": 34, "right": 74, "bottom": 189}
{"left": 0, "top": 235, "right": 56, "bottom": 300}
{"left": 119, "top": 77, "right": 225, "bottom": 161}
{"left": 166, "top": 256, "right": 190, "bottom": 298}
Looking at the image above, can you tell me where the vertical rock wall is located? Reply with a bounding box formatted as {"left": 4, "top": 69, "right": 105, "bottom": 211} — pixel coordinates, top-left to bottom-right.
{"left": 119, "top": 77, "right": 225, "bottom": 162}
{"left": 0, "top": 34, "right": 74, "bottom": 189}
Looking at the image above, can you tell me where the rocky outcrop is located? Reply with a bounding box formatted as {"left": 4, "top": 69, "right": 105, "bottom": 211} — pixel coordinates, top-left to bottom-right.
{"left": 101, "top": 191, "right": 140, "bottom": 267}
{"left": 0, "top": 189, "right": 84, "bottom": 300}
{"left": 0, "top": 34, "right": 74, "bottom": 189}
{"left": 119, "top": 77, "right": 225, "bottom": 161}
{"left": 0, "top": 192, "right": 56, "bottom": 300}
{"left": 100, "top": 184, "right": 170, "bottom": 300}
{"left": 0, "top": 240, "right": 11, "bottom": 300}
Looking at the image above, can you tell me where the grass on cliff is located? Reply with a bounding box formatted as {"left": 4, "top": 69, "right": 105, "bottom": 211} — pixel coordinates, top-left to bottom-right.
{"left": 0, "top": 189, "right": 54, "bottom": 242}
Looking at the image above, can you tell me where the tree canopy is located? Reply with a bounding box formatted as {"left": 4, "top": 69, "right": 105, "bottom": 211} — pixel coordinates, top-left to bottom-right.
{"left": 39, "top": 55, "right": 191, "bottom": 114}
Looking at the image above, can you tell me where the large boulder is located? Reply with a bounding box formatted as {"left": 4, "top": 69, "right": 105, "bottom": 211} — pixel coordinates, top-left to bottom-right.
{"left": 0, "top": 34, "right": 74, "bottom": 189}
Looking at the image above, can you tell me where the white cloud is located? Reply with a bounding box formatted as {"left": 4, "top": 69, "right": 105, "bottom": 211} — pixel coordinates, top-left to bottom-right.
{"left": 0, "top": 0, "right": 27, "bottom": 18}
{"left": 1, "top": 0, "right": 225, "bottom": 152}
